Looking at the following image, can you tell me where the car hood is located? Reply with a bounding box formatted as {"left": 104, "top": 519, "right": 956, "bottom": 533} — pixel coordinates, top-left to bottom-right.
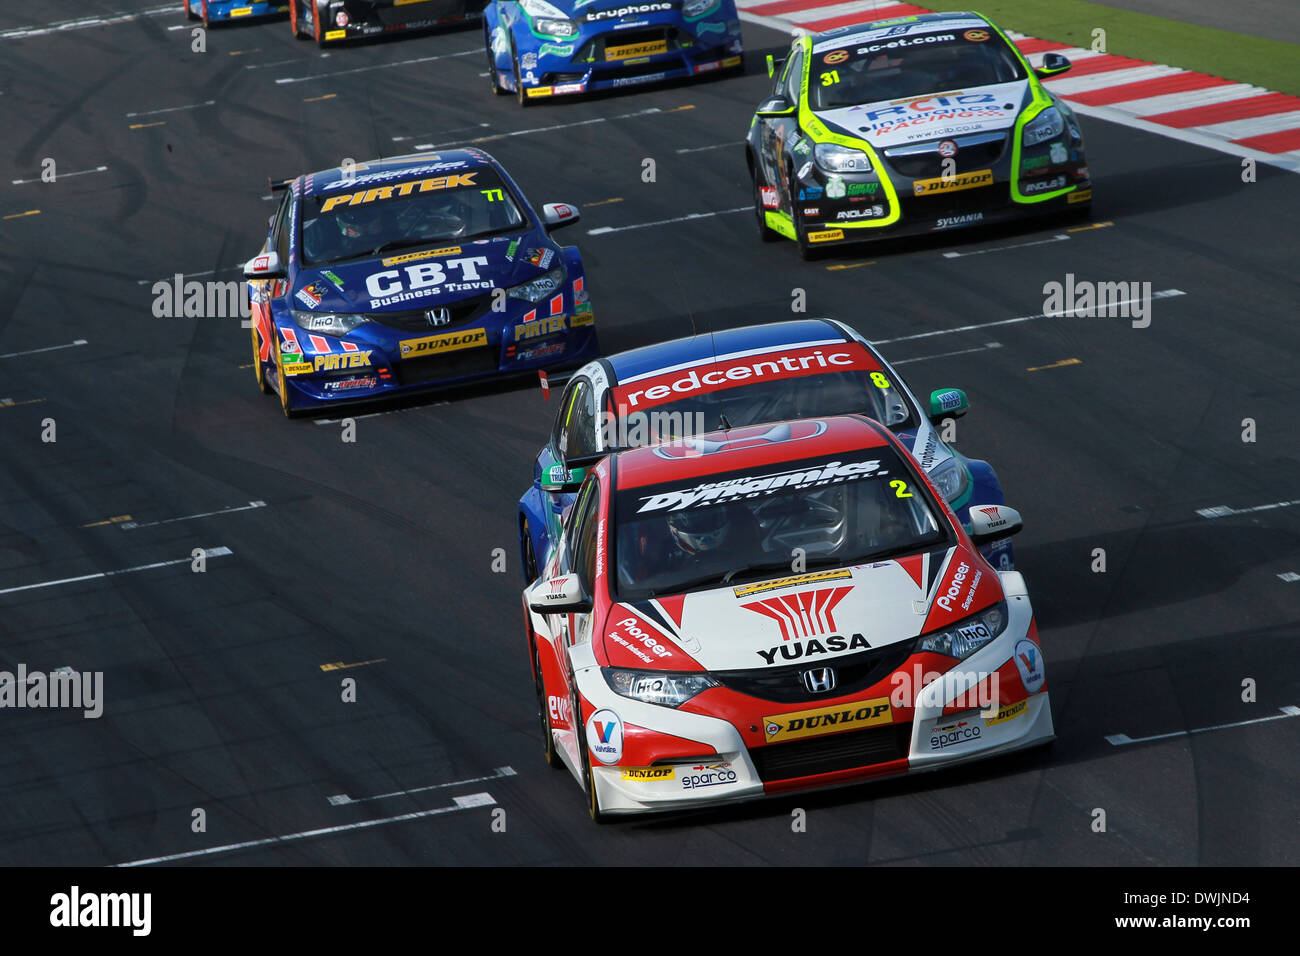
{"left": 602, "top": 544, "right": 1003, "bottom": 672}
{"left": 290, "top": 232, "right": 559, "bottom": 314}
{"left": 816, "top": 79, "right": 1029, "bottom": 151}
{"left": 568, "top": 0, "right": 679, "bottom": 20}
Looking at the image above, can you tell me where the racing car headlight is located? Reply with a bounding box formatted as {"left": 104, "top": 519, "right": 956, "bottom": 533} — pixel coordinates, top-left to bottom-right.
{"left": 521, "top": 0, "right": 578, "bottom": 35}
{"left": 918, "top": 601, "right": 1009, "bottom": 660}
{"left": 682, "top": 0, "right": 720, "bottom": 16}
{"left": 814, "top": 142, "right": 871, "bottom": 173}
{"left": 291, "top": 310, "right": 369, "bottom": 336}
{"left": 507, "top": 266, "right": 566, "bottom": 303}
{"left": 1022, "top": 107, "right": 1065, "bottom": 146}
{"left": 928, "top": 457, "right": 970, "bottom": 503}
{"left": 603, "top": 668, "right": 720, "bottom": 708}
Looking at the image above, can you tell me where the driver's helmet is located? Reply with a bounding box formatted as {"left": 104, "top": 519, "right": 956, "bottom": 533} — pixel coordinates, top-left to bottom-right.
{"left": 667, "top": 506, "right": 733, "bottom": 555}
{"left": 424, "top": 192, "right": 473, "bottom": 238}
{"left": 334, "top": 204, "right": 387, "bottom": 240}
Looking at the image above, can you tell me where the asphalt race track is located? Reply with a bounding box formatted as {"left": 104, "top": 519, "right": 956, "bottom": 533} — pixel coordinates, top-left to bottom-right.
{"left": 0, "top": 2, "right": 1297, "bottom": 867}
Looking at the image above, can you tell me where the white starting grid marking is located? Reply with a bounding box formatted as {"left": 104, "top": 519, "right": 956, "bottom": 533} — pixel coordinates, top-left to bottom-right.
{"left": 0, "top": 4, "right": 173, "bottom": 40}
{"left": 676, "top": 140, "right": 744, "bottom": 154}
{"left": 588, "top": 206, "right": 750, "bottom": 236}
{"left": 942, "top": 234, "right": 1071, "bottom": 258}
{"left": 0, "top": 547, "right": 232, "bottom": 597}
{"left": 1197, "top": 499, "right": 1300, "bottom": 519}
{"left": 392, "top": 122, "right": 490, "bottom": 143}
{"left": 275, "top": 48, "right": 478, "bottom": 85}
{"left": 12, "top": 166, "right": 107, "bottom": 185}
{"left": 873, "top": 289, "right": 1186, "bottom": 345}
{"left": 415, "top": 106, "right": 673, "bottom": 151}
{"left": 327, "top": 766, "right": 516, "bottom": 806}
{"left": 119, "top": 501, "right": 267, "bottom": 531}
{"left": 1106, "top": 705, "right": 1300, "bottom": 746}
{"left": 1278, "top": 571, "right": 1300, "bottom": 583}
{"left": 114, "top": 792, "right": 497, "bottom": 866}
{"left": 0, "top": 339, "right": 87, "bottom": 360}
{"left": 125, "top": 100, "right": 215, "bottom": 119}
{"left": 893, "top": 342, "right": 1002, "bottom": 365}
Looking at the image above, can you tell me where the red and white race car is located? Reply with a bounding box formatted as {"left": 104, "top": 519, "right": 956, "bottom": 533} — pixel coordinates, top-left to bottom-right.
{"left": 523, "top": 414, "right": 1053, "bottom": 820}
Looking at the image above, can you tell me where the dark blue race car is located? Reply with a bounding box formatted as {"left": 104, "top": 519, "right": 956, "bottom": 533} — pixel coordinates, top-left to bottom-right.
{"left": 184, "top": 0, "right": 288, "bottom": 26}
{"left": 517, "top": 318, "right": 1014, "bottom": 581}
{"left": 484, "top": 0, "right": 743, "bottom": 106}
{"left": 245, "top": 150, "right": 597, "bottom": 417}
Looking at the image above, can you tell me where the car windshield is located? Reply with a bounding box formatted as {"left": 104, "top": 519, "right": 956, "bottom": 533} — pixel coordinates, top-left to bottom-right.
{"left": 810, "top": 30, "right": 1026, "bottom": 109}
{"left": 610, "top": 368, "right": 916, "bottom": 448}
{"left": 300, "top": 167, "right": 526, "bottom": 265}
{"left": 612, "top": 446, "right": 948, "bottom": 600}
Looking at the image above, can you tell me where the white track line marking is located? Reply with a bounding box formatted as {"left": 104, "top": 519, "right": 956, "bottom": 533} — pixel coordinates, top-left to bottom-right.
{"left": 893, "top": 342, "right": 1002, "bottom": 365}
{"left": 135, "top": 265, "right": 243, "bottom": 286}
{"left": 588, "top": 206, "right": 749, "bottom": 235}
{"left": 392, "top": 123, "right": 490, "bottom": 143}
{"left": 942, "top": 234, "right": 1069, "bottom": 258}
{"left": 415, "top": 105, "right": 676, "bottom": 150}
{"left": 125, "top": 100, "right": 215, "bottom": 119}
{"left": 114, "top": 792, "right": 497, "bottom": 866}
{"left": 1106, "top": 706, "right": 1300, "bottom": 746}
{"left": 275, "top": 49, "right": 477, "bottom": 85}
{"left": 327, "top": 767, "right": 516, "bottom": 805}
{"left": 12, "top": 166, "right": 107, "bottom": 185}
{"left": 244, "top": 57, "right": 306, "bottom": 70}
{"left": 676, "top": 140, "right": 744, "bottom": 154}
{"left": 873, "top": 289, "right": 1185, "bottom": 345}
{"left": 0, "top": 547, "right": 232, "bottom": 597}
{"left": 0, "top": 339, "right": 87, "bottom": 360}
{"left": 312, "top": 401, "right": 448, "bottom": 424}
{"left": 1277, "top": 571, "right": 1299, "bottom": 583}
{"left": 119, "top": 501, "right": 267, "bottom": 530}
{"left": 0, "top": 4, "right": 173, "bottom": 41}
{"left": 1197, "top": 499, "right": 1300, "bottom": 519}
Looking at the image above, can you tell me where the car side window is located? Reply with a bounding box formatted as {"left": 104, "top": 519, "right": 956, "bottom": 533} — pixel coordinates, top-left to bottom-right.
{"left": 568, "top": 478, "right": 601, "bottom": 593}
{"left": 555, "top": 380, "right": 597, "bottom": 461}
{"left": 272, "top": 192, "right": 291, "bottom": 264}
{"left": 784, "top": 49, "right": 804, "bottom": 106}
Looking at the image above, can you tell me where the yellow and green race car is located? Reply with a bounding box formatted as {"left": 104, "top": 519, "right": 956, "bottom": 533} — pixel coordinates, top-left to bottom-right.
{"left": 745, "top": 11, "right": 1092, "bottom": 258}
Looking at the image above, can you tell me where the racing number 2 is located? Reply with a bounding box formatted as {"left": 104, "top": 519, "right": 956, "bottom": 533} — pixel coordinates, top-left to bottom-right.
{"left": 890, "top": 480, "right": 912, "bottom": 498}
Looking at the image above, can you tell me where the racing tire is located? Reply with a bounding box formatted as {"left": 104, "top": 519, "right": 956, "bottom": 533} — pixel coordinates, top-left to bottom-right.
{"left": 512, "top": 48, "right": 533, "bottom": 108}
{"left": 573, "top": 683, "right": 608, "bottom": 823}
{"left": 751, "top": 166, "right": 779, "bottom": 243}
{"left": 183, "top": 0, "right": 199, "bottom": 21}
{"left": 289, "top": 0, "right": 308, "bottom": 38}
{"left": 533, "top": 642, "right": 563, "bottom": 770}
{"left": 521, "top": 518, "right": 540, "bottom": 583}
{"left": 274, "top": 350, "right": 303, "bottom": 418}
{"left": 201, "top": 0, "right": 209, "bottom": 28}
{"left": 313, "top": 0, "right": 326, "bottom": 47}
{"left": 251, "top": 321, "right": 272, "bottom": 395}
{"left": 486, "top": 25, "right": 507, "bottom": 95}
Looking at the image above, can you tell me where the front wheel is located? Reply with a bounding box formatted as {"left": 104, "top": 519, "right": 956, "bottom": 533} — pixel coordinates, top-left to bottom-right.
{"left": 289, "top": 0, "right": 308, "bottom": 37}
{"left": 791, "top": 171, "right": 822, "bottom": 261}
{"left": 183, "top": 0, "right": 198, "bottom": 21}
{"left": 521, "top": 518, "right": 540, "bottom": 583}
{"left": 573, "top": 684, "right": 607, "bottom": 823}
{"left": 513, "top": 48, "right": 533, "bottom": 108}
{"left": 533, "top": 643, "right": 563, "bottom": 770}
{"left": 251, "top": 321, "right": 272, "bottom": 395}
{"left": 486, "top": 26, "right": 507, "bottom": 95}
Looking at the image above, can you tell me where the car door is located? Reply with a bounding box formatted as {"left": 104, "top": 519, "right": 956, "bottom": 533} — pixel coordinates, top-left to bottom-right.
{"left": 250, "top": 191, "right": 292, "bottom": 367}
{"left": 550, "top": 474, "right": 602, "bottom": 765}
{"left": 755, "top": 44, "right": 801, "bottom": 196}
{"left": 773, "top": 45, "right": 806, "bottom": 213}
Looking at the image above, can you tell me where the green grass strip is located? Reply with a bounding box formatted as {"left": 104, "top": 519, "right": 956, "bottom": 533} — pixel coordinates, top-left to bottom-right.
{"left": 972, "top": 0, "right": 1300, "bottom": 96}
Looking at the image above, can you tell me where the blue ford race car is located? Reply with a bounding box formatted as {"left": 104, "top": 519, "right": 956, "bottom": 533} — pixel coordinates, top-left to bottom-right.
{"left": 518, "top": 318, "right": 1014, "bottom": 581}
{"left": 484, "top": 0, "right": 743, "bottom": 106}
{"left": 245, "top": 150, "right": 597, "bottom": 417}
{"left": 184, "top": 0, "right": 288, "bottom": 25}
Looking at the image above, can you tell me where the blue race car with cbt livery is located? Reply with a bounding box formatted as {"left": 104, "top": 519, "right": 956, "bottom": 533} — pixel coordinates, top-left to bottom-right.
{"left": 517, "top": 318, "right": 1014, "bottom": 583}
{"left": 484, "top": 0, "right": 743, "bottom": 106}
{"left": 184, "top": 0, "right": 288, "bottom": 26}
{"left": 244, "top": 150, "right": 597, "bottom": 417}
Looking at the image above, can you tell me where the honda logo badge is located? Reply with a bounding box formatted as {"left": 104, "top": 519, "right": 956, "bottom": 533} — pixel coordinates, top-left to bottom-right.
{"left": 802, "top": 667, "right": 837, "bottom": 694}
{"left": 425, "top": 307, "right": 451, "bottom": 327}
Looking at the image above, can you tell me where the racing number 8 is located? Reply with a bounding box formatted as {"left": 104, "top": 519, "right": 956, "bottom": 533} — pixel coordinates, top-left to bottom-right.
{"left": 870, "top": 372, "right": 891, "bottom": 389}
{"left": 890, "top": 480, "right": 912, "bottom": 498}
{"left": 821, "top": 70, "right": 839, "bottom": 86}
